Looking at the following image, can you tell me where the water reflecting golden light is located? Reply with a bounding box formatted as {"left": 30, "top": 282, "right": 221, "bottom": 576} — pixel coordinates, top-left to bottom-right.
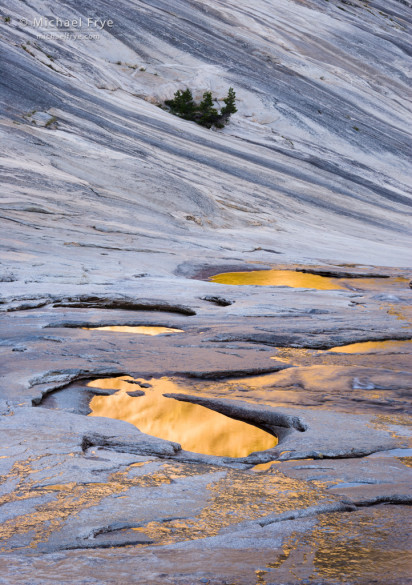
{"left": 309, "top": 507, "right": 410, "bottom": 582}
{"left": 209, "top": 270, "right": 344, "bottom": 290}
{"left": 83, "top": 326, "right": 183, "bottom": 335}
{"left": 329, "top": 340, "right": 412, "bottom": 353}
{"left": 251, "top": 461, "right": 279, "bottom": 473}
{"left": 88, "top": 377, "right": 277, "bottom": 458}
{"left": 351, "top": 276, "right": 409, "bottom": 291}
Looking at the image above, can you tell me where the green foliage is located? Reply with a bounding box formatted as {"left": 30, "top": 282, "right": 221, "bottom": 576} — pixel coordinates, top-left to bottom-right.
{"left": 199, "top": 91, "right": 214, "bottom": 113}
{"left": 165, "top": 88, "right": 196, "bottom": 120}
{"left": 198, "top": 91, "right": 219, "bottom": 128}
{"left": 220, "top": 87, "right": 237, "bottom": 117}
{"left": 165, "top": 87, "right": 237, "bottom": 129}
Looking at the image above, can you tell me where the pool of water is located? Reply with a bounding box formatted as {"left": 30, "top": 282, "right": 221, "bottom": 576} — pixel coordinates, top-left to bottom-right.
{"left": 209, "top": 270, "right": 409, "bottom": 291}
{"left": 209, "top": 270, "right": 345, "bottom": 289}
{"left": 329, "top": 339, "right": 412, "bottom": 353}
{"left": 83, "top": 326, "right": 183, "bottom": 335}
{"left": 88, "top": 376, "right": 277, "bottom": 458}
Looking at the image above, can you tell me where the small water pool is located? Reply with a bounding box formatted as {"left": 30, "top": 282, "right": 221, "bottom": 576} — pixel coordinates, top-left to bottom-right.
{"left": 329, "top": 339, "right": 412, "bottom": 353}
{"left": 208, "top": 269, "right": 409, "bottom": 292}
{"left": 209, "top": 270, "right": 345, "bottom": 290}
{"left": 88, "top": 376, "right": 277, "bottom": 458}
{"left": 83, "top": 326, "right": 183, "bottom": 335}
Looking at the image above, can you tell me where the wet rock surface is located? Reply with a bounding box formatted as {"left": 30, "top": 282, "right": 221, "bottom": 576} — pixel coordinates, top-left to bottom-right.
{"left": 1, "top": 0, "right": 412, "bottom": 582}
{"left": 1, "top": 265, "right": 411, "bottom": 585}
{"left": 1, "top": 279, "right": 411, "bottom": 583}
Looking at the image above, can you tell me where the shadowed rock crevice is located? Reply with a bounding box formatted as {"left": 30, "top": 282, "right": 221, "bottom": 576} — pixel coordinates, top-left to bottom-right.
{"left": 1, "top": 295, "right": 197, "bottom": 315}
{"left": 259, "top": 497, "right": 412, "bottom": 528}
{"left": 201, "top": 295, "right": 234, "bottom": 306}
{"left": 52, "top": 296, "right": 197, "bottom": 315}
{"left": 44, "top": 320, "right": 186, "bottom": 330}
{"left": 207, "top": 333, "right": 412, "bottom": 350}
{"left": 354, "top": 495, "right": 412, "bottom": 507}
{"left": 295, "top": 268, "right": 391, "bottom": 279}
{"left": 30, "top": 370, "right": 130, "bottom": 405}
{"left": 56, "top": 537, "right": 154, "bottom": 551}
{"left": 164, "top": 392, "right": 307, "bottom": 434}
{"left": 30, "top": 364, "right": 292, "bottom": 406}
{"left": 181, "top": 365, "right": 292, "bottom": 379}
{"left": 81, "top": 432, "right": 181, "bottom": 456}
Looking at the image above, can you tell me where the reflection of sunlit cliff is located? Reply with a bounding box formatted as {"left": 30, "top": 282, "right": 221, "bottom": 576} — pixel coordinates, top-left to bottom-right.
{"left": 89, "top": 376, "right": 277, "bottom": 457}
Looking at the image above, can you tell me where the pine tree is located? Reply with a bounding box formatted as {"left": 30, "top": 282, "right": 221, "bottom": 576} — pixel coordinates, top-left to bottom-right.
{"left": 165, "top": 88, "right": 195, "bottom": 119}
{"left": 164, "top": 87, "right": 237, "bottom": 129}
{"left": 220, "top": 87, "right": 237, "bottom": 117}
{"left": 164, "top": 89, "right": 180, "bottom": 109}
{"left": 198, "top": 91, "right": 219, "bottom": 127}
{"left": 178, "top": 88, "right": 195, "bottom": 118}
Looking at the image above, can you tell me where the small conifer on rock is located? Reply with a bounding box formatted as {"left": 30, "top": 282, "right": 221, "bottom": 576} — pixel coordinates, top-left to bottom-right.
{"left": 198, "top": 91, "right": 219, "bottom": 128}
{"left": 164, "top": 87, "right": 237, "bottom": 128}
{"left": 221, "top": 87, "right": 237, "bottom": 117}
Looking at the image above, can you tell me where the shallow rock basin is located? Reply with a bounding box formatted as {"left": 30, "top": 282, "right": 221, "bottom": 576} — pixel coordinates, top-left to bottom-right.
{"left": 88, "top": 376, "right": 278, "bottom": 457}
{"left": 329, "top": 340, "right": 412, "bottom": 353}
{"left": 209, "top": 270, "right": 346, "bottom": 289}
{"left": 82, "top": 326, "right": 184, "bottom": 335}
{"left": 209, "top": 270, "right": 409, "bottom": 292}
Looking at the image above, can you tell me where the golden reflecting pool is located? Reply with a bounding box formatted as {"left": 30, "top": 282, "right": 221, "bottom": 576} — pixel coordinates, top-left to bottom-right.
{"left": 83, "top": 326, "right": 183, "bottom": 335}
{"left": 329, "top": 339, "right": 412, "bottom": 353}
{"left": 209, "top": 270, "right": 344, "bottom": 290}
{"left": 88, "top": 376, "right": 277, "bottom": 458}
